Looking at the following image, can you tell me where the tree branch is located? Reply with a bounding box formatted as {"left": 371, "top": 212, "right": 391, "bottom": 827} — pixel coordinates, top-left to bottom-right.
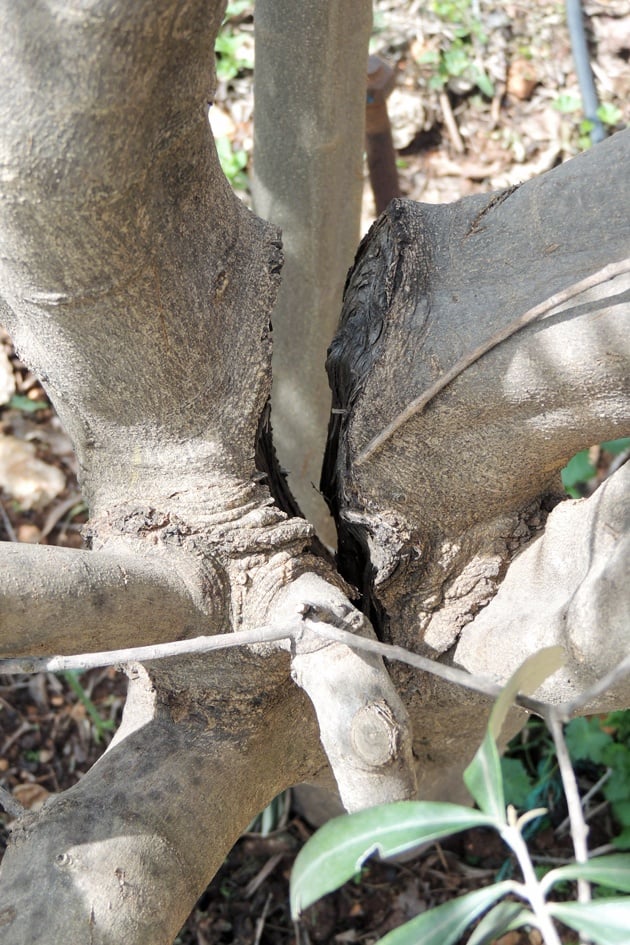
{"left": 455, "top": 462, "right": 630, "bottom": 709}
{"left": 0, "top": 542, "right": 224, "bottom": 657}
{"left": 356, "top": 257, "right": 630, "bottom": 466}
{"left": 0, "top": 665, "right": 319, "bottom": 945}
{"left": 252, "top": 0, "right": 372, "bottom": 539}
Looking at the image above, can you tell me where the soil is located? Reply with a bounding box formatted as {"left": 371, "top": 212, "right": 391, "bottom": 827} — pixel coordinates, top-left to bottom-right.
{"left": 1, "top": 2, "right": 629, "bottom": 943}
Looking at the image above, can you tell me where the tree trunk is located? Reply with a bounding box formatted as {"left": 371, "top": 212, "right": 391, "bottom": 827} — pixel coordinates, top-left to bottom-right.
{"left": 0, "top": 3, "right": 628, "bottom": 943}
{"left": 252, "top": 0, "right": 372, "bottom": 543}
{"left": 0, "top": 4, "right": 414, "bottom": 942}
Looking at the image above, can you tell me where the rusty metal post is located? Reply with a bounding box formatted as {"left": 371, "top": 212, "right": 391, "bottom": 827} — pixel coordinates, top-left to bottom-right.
{"left": 366, "top": 55, "right": 401, "bottom": 215}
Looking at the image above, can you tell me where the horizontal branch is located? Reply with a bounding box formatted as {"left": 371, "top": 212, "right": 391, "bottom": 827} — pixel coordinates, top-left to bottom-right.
{"left": 0, "top": 621, "right": 294, "bottom": 674}
{"left": 0, "top": 543, "right": 222, "bottom": 657}
{"left": 356, "top": 257, "right": 630, "bottom": 466}
{"left": 3, "top": 594, "right": 628, "bottom": 724}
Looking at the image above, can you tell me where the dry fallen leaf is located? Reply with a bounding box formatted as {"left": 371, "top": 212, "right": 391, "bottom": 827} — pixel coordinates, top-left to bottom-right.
{"left": 12, "top": 782, "right": 50, "bottom": 811}
{"left": 507, "top": 58, "right": 539, "bottom": 101}
{"left": 0, "top": 435, "right": 66, "bottom": 510}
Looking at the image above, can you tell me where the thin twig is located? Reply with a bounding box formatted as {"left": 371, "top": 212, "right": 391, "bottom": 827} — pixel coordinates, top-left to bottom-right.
{"left": 562, "top": 653, "right": 630, "bottom": 719}
{"left": 300, "top": 615, "right": 548, "bottom": 717}
{"left": 0, "top": 623, "right": 299, "bottom": 675}
{"left": 253, "top": 892, "right": 273, "bottom": 945}
{"left": 546, "top": 709, "right": 591, "bottom": 907}
{"left": 0, "top": 612, "right": 548, "bottom": 716}
{"left": 1, "top": 608, "right": 628, "bottom": 731}
{"left": 0, "top": 501, "right": 18, "bottom": 542}
{"left": 355, "top": 258, "right": 630, "bottom": 466}
{"left": 555, "top": 769, "right": 612, "bottom": 836}
{"left": 439, "top": 90, "right": 465, "bottom": 153}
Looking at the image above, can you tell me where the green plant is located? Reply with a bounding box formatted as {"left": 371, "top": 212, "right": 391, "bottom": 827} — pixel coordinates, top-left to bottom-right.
{"left": 214, "top": 135, "right": 248, "bottom": 191}
{"left": 553, "top": 95, "right": 623, "bottom": 151}
{"left": 416, "top": 0, "right": 494, "bottom": 98}
{"left": 214, "top": 2, "right": 254, "bottom": 83}
{"left": 61, "top": 671, "right": 115, "bottom": 744}
{"left": 566, "top": 715, "right": 630, "bottom": 851}
{"left": 561, "top": 438, "right": 630, "bottom": 497}
{"left": 502, "top": 709, "right": 630, "bottom": 857}
{"left": 291, "top": 651, "right": 630, "bottom": 945}
{"left": 7, "top": 394, "right": 49, "bottom": 413}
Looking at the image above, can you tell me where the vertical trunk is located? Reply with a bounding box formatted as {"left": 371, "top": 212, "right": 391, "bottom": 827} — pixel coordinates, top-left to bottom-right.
{"left": 252, "top": 0, "right": 372, "bottom": 543}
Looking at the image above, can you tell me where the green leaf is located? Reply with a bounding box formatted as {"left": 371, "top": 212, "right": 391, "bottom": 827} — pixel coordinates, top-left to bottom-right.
{"left": 612, "top": 828, "right": 630, "bottom": 851}
{"left": 602, "top": 746, "right": 630, "bottom": 802}
{"left": 464, "top": 648, "right": 564, "bottom": 820}
{"left": 564, "top": 716, "right": 612, "bottom": 765}
{"left": 610, "top": 800, "right": 630, "bottom": 827}
{"left": 8, "top": 394, "right": 49, "bottom": 413}
{"left": 375, "top": 882, "right": 518, "bottom": 945}
{"left": 542, "top": 854, "right": 630, "bottom": 896}
{"left": 601, "top": 438, "right": 630, "bottom": 456}
{"left": 464, "top": 727, "right": 505, "bottom": 820}
{"left": 596, "top": 103, "right": 622, "bottom": 128}
{"left": 501, "top": 757, "right": 534, "bottom": 809}
{"left": 549, "top": 898, "right": 630, "bottom": 945}
{"left": 488, "top": 647, "right": 564, "bottom": 742}
{"left": 474, "top": 69, "right": 494, "bottom": 98}
{"left": 561, "top": 449, "right": 597, "bottom": 494}
{"left": 466, "top": 901, "right": 534, "bottom": 945}
{"left": 553, "top": 92, "right": 582, "bottom": 114}
{"left": 290, "top": 802, "right": 496, "bottom": 918}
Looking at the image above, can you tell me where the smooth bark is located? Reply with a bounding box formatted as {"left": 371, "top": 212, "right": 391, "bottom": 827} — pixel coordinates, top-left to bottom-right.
{"left": 320, "top": 130, "right": 630, "bottom": 799}
{"left": 0, "top": 543, "right": 221, "bottom": 656}
{"left": 0, "top": 4, "right": 414, "bottom": 942}
{"left": 0, "top": 3, "right": 628, "bottom": 942}
{"left": 252, "top": 0, "right": 372, "bottom": 543}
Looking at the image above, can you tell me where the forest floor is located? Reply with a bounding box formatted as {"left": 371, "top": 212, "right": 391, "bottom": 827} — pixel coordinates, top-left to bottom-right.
{"left": 1, "top": 1, "right": 629, "bottom": 943}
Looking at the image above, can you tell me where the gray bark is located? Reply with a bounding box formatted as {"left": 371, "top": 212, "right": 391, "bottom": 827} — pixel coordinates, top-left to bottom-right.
{"left": 252, "top": 0, "right": 372, "bottom": 544}
{"left": 0, "top": 3, "right": 628, "bottom": 942}
{"left": 322, "top": 128, "right": 630, "bottom": 798}
{"left": 0, "top": 4, "right": 414, "bottom": 942}
{"left": 0, "top": 544, "right": 221, "bottom": 656}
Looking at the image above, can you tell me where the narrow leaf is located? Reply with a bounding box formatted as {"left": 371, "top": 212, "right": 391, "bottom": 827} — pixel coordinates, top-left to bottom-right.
{"left": 466, "top": 901, "right": 534, "bottom": 945}
{"left": 463, "top": 727, "right": 505, "bottom": 820}
{"left": 290, "top": 802, "right": 495, "bottom": 917}
{"left": 489, "top": 646, "right": 565, "bottom": 741}
{"left": 542, "top": 854, "right": 630, "bottom": 895}
{"left": 549, "top": 899, "right": 630, "bottom": 945}
{"left": 375, "top": 881, "right": 518, "bottom": 945}
{"left": 464, "top": 648, "right": 564, "bottom": 821}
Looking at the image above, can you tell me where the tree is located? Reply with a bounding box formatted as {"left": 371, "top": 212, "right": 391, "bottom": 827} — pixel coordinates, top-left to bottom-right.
{"left": 0, "top": 2, "right": 628, "bottom": 943}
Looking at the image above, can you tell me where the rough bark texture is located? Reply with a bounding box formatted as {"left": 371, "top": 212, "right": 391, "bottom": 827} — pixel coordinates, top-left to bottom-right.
{"left": 252, "top": 0, "right": 372, "bottom": 544}
{"left": 0, "top": 3, "right": 629, "bottom": 943}
{"left": 322, "top": 128, "right": 630, "bottom": 797}
{"left": 0, "top": 4, "right": 415, "bottom": 942}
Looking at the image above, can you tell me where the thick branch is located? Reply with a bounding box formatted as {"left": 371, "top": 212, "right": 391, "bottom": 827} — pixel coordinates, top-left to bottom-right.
{"left": 274, "top": 574, "right": 417, "bottom": 810}
{"left": 0, "top": 0, "right": 280, "bottom": 515}
{"left": 0, "top": 542, "right": 223, "bottom": 657}
{"left": 0, "top": 663, "right": 320, "bottom": 945}
{"left": 325, "top": 129, "right": 630, "bottom": 546}
{"left": 455, "top": 462, "right": 630, "bottom": 708}
{"left": 252, "top": 0, "right": 372, "bottom": 539}
{"left": 321, "top": 132, "right": 630, "bottom": 801}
